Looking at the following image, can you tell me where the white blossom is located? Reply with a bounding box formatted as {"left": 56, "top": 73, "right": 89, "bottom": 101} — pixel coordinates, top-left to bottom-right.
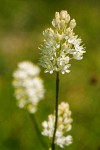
{"left": 39, "top": 10, "right": 86, "bottom": 74}
{"left": 42, "top": 102, "right": 73, "bottom": 148}
{"left": 12, "top": 61, "right": 45, "bottom": 113}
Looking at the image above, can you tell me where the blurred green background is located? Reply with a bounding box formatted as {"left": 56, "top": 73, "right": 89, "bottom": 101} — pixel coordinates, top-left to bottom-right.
{"left": 0, "top": 0, "right": 100, "bottom": 150}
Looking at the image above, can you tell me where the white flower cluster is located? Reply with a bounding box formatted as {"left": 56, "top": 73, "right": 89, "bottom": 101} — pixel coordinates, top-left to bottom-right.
{"left": 39, "top": 10, "right": 86, "bottom": 74}
{"left": 12, "top": 61, "right": 45, "bottom": 113}
{"left": 42, "top": 102, "right": 73, "bottom": 148}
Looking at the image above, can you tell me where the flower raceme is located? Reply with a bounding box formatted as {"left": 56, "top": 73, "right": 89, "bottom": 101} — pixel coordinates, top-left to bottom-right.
{"left": 42, "top": 102, "right": 73, "bottom": 148}
{"left": 12, "top": 61, "right": 45, "bottom": 113}
{"left": 39, "top": 10, "right": 86, "bottom": 74}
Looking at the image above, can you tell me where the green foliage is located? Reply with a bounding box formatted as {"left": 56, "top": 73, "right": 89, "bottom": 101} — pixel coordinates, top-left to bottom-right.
{"left": 0, "top": 0, "right": 100, "bottom": 149}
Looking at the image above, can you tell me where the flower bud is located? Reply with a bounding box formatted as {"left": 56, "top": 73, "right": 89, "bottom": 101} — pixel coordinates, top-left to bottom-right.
{"left": 70, "top": 19, "right": 76, "bottom": 29}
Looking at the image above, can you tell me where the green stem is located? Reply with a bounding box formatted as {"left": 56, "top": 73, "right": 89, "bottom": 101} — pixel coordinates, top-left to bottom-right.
{"left": 51, "top": 72, "right": 59, "bottom": 150}
{"left": 30, "top": 114, "right": 48, "bottom": 150}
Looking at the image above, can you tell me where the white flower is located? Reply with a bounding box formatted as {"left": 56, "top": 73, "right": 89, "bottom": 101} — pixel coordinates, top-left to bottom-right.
{"left": 12, "top": 61, "right": 45, "bottom": 113}
{"left": 39, "top": 10, "right": 86, "bottom": 74}
{"left": 13, "top": 61, "right": 40, "bottom": 78}
{"left": 42, "top": 102, "right": 73, "bottom": 148}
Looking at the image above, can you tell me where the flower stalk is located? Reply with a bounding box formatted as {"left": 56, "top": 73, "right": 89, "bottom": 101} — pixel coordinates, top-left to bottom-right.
{"left": 51, "top": 72, "right": 59, "bottom": 150}
{"left": 30, "top": 114, "right": 48, "bottom": 150}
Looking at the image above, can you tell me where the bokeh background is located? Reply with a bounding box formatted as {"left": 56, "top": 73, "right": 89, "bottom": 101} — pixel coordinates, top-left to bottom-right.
{"left": 0, "top": 0, "right": 100, "bottom": 150}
